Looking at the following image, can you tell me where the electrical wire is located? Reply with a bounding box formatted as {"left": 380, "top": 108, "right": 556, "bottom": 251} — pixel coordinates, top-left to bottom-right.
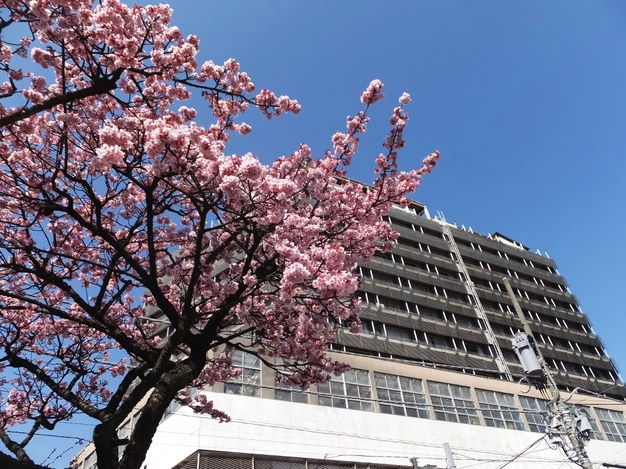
{"left": 493, "top": 435, "right": 548, "bottom": 469}
{"left": 4, "top": 383, "right": 621, "bottom": 467}
{"left": 151, "top": 413, "right": 570, "bottom": 466}
{"left": 564, "top": 385, "right": 626, "bottom": 406}
{"left": 7, "top": 430, "right": 85, "bottom": 441}
{"left": 64, "top": 408, "right": 593, "bottom": 469}
{"left": 43, "top": 439, "right": 84, "bottom": 466}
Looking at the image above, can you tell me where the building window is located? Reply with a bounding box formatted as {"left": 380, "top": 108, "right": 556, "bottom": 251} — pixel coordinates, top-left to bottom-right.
{"left": 444, "top": 290, "right": 470, "bottom": 304}
{"left": 464, "top": 257, "right": 482, "bottom": 267}
{"left": 355, "top": 290, "right": 368, "bottom": 303}
{"left": 318, "top": 369, "right": 372, "bottom": 411}
{"left": 399, "top": 276, "right": 411, "bottom": 288}
{"left": 421, "top": 227, "right": 443, "bottom": 239}
{"left": 275, "top": 383, "right": 308, "bottom": 404}
{"left": 117, "top": 412, "right": 142, "bottom": 459}
{"left": 385, "top": 324, "right": 416, "bottom": 342}
{"left": 490, "top": 323, "right": 513, "bottom": 337}
{"left": 427, "top": 381, "right": 480, "bottom": 425}
{"left": 359, "top": 267, "right": 373, "bottom": 279}
{"left": 378, "top": 296, "right": 407, "bottom": 312}
{"left": 576, "top": 406, "right": 604, "bottom": 440}
{"left": 455, "top": 315, "right": 480, "bottom": 329}
{"left": 419, "top": 307, "right": 445, "bottom": 322}
{"left": 479, "top": 245, "right": 500, "bottom": 257}
{"left": 428, "top": 246, "right": 451, "bottom": 259}
{"left": 470, "top": 277, "right": 491, "bottom": 289}
{"left": 374, "top": 373, "right": 430, "bottom": 419}
{"left": 402, "top": 256, "right": 429, "bottom": 271}
{"left": 550, "top": 337, "right": 573, "bottom": 351}
{"left": 538, "top": 314, "right": 560, "bottom": 327}
{"left": 578, "top": 343, "right": 601, "bottom": 356}
{"left": 411, "top": 281, "right": 436, "bottom": 295}
{"left": 82, "top": 451, "right": 97, "bottom": 469}
{"left": 475, "top": 389, "right": 525, "bottom": 430}
{"left": 397, "top": 237, "right": 421, "bottom": 250}
{"left": 595, "top": 408, "right": 626, "bottom": 442}
{"left": 371, "top": 270, "right": 400, "bottom": 287}
{"left": 427, "top": 334, "right": 455, "bottom": 351}
{"left": 224, "top": 351, "right": 261, "bottom": 397}
{"left": 436, "top": 268, "right": 461, "bottom": 280}
{"left": 488, "top": 264, "right": 508, "bottom": 275}
{"left": 373, "top": 251, "right": 395, "bottom": 262}
{"left": 481, "top": 300, "right": 500, "bottom": 312}
{"left": 590, "top": 367, "right": 614, "bottom": 381}
{"left": 454, "top": 238, "right": 474, "bottom": 248}
{"left": 546, "top": 358, "right": 560, "bottom": 371}
{"left": 502, "top": 349, "right": 518, "bottom": 362}
{"left": 464, "top": 341, "right": 491, "bottom": 357}
{"left": 519, "top": 396, "right": 548, "bottom": 433}
{"left": 360, "top": 319, "right": 374, "bottom": 334}
{"left": 562, "top": 361, "right": 587, "bottom": 376}
{"left": 358, "top": 319, "right": 384, "bottom": 335}
{"left": 275, "top": 361, "right": 308, "bottom": 404}
{"left": 390, "top": 217, "right": 414, "bottom": 230}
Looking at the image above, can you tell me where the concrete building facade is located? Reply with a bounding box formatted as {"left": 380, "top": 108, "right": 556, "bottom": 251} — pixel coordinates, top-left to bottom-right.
{"left": 76, "top": 202, "right": 626, "bottom": 469}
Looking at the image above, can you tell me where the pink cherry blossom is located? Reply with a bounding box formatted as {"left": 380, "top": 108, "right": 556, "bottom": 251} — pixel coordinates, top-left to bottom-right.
{"left": 0, "top": 2, "right": 438, "bottom": 469}
{"left": 360, "top": 79, "right": 384, "bottom": 105}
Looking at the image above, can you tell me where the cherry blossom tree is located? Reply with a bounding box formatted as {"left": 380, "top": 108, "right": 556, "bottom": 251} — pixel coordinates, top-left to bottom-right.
{"left": 0, "top": 1, "right": 439, "bottom": 469}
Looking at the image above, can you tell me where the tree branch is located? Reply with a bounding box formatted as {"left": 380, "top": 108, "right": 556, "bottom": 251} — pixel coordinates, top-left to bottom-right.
{"left": 0, "top": 429, "right": 35, "bottom": 466}
{"left": 0, "top": 69, "right": 122, "bottom": 129}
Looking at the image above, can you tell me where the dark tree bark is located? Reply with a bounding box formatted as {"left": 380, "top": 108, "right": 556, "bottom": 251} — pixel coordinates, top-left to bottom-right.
{"left": 0, "top": 452, "right": 50, "bottom": 469}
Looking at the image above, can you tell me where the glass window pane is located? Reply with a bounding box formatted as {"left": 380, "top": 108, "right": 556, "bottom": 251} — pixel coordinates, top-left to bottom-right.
{"left": 356, "top": 370, "right": 370, "bottom": 385}
{"left": 244, "top": 354, "right": 260, "bottom": 368}
{"left": 224, "top": 351, "right": 261, "bottom": 397}
{"left": 375, "top": 373, "right": 429, "bottom": 419}
{"left": 318, "top": 369, "right": 372, "bottom": 411}
{"left": 428, "top": 382, "right": 478, "bottom": 426}
{"left": 476, "top": 389, "right": 525, "bottom": 431}
{"left": 596, "top": 408, "right": 626, "bottom": 442}
{"left": 519, "top": 396, "right": 549, "bottom": 433}
{"left": 330, "top": 381, "right": 344, "bottom": 395}
{"left": 375, "top": 374, "right": 388, "bottom": 387}
{"left": 380, "top": 404, "right": 392, "bottom": 414}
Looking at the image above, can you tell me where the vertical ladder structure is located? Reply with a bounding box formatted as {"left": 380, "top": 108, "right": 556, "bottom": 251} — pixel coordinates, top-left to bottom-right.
{"left": 436, "top": 217, "right": 513, "bottom": 381}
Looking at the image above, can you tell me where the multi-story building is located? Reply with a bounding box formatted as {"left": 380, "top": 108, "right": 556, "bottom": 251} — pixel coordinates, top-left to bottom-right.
{"left": 76, "top": 201, "right": 626, "bottom": 469}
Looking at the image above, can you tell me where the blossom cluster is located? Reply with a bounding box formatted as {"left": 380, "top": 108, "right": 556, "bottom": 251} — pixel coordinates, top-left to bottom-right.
{"left": 0, "top": 1, "right": 438, "bottom": 467}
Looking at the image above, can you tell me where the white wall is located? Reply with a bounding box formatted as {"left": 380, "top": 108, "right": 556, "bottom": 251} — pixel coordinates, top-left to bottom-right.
{"left": 144, "top": 392, "right": 626, "bottom": 469}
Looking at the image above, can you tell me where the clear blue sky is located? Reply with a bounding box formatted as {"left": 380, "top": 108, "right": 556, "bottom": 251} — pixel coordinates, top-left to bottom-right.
{"left": 26, "top": 1, "right": 626, "bottom": 466}
{"left": 168, "top": 0, "right": 626, "bottom": 373}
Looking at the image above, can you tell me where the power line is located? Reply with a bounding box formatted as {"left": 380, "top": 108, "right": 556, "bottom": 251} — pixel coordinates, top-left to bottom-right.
{"left": 7, "top": 430, "right": 85, "bottom": 441}
{"left": 154, "top": 414, "right": 566, "bottom": 465}
{"left": 494, "top": 435, "right": 547, "bottom": 469}
{"left": 43, "top": 439, "right": 84, "bottom": 466}
{"left": 564, "top": 385, "right": 626, "bottom": 407}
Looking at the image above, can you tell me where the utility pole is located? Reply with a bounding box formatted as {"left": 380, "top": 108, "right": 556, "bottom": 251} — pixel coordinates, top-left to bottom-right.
{"left": 443, "top": 443, "right": 456, "bottom": 469}
{"left": 503, "top": 277, "right": 593, "bottom": 469}
{"left": 408, "top": 444, "right": 456, "bottom": 469}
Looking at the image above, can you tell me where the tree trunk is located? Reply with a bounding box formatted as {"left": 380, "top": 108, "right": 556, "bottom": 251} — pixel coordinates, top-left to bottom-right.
{"left": 0, "top": 452, "right": 49, "bottom": 469}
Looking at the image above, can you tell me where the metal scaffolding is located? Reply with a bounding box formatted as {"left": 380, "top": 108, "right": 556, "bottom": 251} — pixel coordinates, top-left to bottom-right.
{"left": 435, "top": 215, "right": 513, "bottom": 381}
